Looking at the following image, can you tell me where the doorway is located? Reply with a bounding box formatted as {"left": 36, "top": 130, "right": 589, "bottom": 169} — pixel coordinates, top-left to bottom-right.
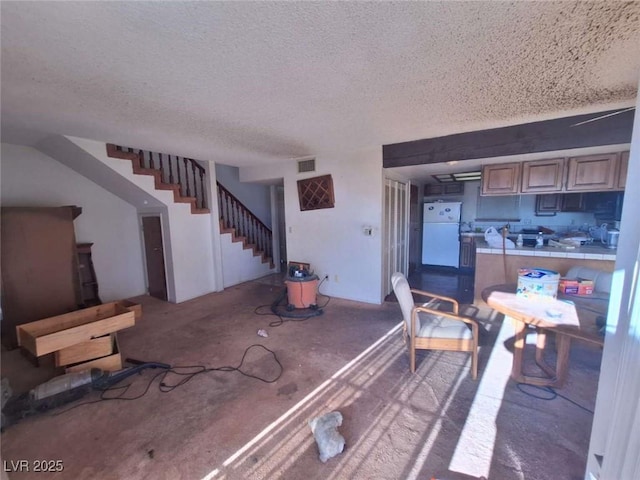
{"left": 382, "top": 178, "right": 409, "bottom": 297}
{"left": 275, "top": 185, "right": 287, "bottom": 273}
{"left": 142, "top": 216, "right": 168, "bottom": 301}
{"left": 408, "top": 184, "right": 421, "bottom": 275}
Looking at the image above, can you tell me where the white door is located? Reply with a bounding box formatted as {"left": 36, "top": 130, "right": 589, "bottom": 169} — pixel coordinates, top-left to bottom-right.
{"left": 383, "top": 178, "right": 409, "bottom": 296}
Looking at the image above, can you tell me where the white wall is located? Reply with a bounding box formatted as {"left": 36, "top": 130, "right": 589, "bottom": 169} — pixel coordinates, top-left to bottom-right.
{"left": 65, "top": 137, "right": 218, "bottom": 303}
{"left": 0, "top": 143, "right": 146, "bottom": 301}
{"left": 219, "top": 233, "right": 275, "bottom": 287}
{"left": 241, "top": 147, "right": 384, "bottom": 304}
{"left": 215, "top": 163, "right": 272, "bottom": 227}
{"left": 586, "top": 90, "right": 640, "bottom": 480}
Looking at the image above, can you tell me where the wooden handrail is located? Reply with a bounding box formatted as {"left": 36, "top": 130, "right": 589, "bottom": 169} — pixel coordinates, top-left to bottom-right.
{"left": 217, "top": 181, "right": 273, "bottom": 259}
{"left": 107, "top": 144, "right": 207, "bottom": 210}
{"left": 106, "top": 143, "right": 273, "bottom": 263}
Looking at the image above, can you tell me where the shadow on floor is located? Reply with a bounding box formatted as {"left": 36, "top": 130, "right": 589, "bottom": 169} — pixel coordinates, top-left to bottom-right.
{"left": 385, "top": 266, "right": 475, "bottom": 304}
{"left": 1, "top": 274, "right": 599, "bottom": 480}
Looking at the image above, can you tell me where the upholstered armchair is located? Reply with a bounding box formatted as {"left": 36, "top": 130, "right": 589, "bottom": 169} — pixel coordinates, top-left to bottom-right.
{"left": 391, "top": 272, "right": 479, "bottom": 379}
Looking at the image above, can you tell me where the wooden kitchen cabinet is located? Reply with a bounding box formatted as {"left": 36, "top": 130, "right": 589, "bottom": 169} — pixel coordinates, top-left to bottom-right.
{"left": 566, "top": 153, "right": 619, "bottom": 191}
{"left": 617, "top": 151, "right": 629, "bottom": 189}
{"left": 560, "top": 193, "right": 586, "bottom": 212}
{"left": 481, "top": 163, "right": 521, "bottom": 195}
{"left": 536, "top": 193, "right": 586, "bottom": 214}
{"left": 535, "top": 194, "right": 561, "bottom": 214}
{"left": 424, "top": 182, "right": 464, "bottom": 196}
{"left": 480, "top": 150, "right": 627, "bottom": 196}
{"left": 521, "top": 158, "right": 565, "bottom": 193}
{"left": 459, "top": 235, "right": 476, "bottom": 270}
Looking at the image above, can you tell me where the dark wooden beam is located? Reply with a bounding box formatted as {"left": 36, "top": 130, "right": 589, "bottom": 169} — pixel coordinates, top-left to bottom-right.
{"left": 383, "top": 108, "right": 635, "bottom": 168}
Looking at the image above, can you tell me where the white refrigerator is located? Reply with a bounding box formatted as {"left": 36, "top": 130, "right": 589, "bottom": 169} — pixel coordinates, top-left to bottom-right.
{"left": 422, "top": 202, "right": 462, "bottom": 268}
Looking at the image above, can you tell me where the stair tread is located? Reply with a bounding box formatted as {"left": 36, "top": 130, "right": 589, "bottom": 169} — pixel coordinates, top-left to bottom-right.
{"left": 175, "top": 196, "right": 197, "bottom": 203}
{"left": 156, "top": 183, "right": 181, "bottom": 191}
{"left": 107, "top": 144, "right": 208, "bottom": 218}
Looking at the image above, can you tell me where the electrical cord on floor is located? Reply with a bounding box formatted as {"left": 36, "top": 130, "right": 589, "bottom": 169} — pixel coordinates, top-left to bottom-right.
{"left": 516, "top": 383, "right": 594, "bottom": 414}
{"left": 254, "top": 277, "right": 331, "bottom": 327}
{"left": 53, "top": 344, "right": 283, "bottom": 415}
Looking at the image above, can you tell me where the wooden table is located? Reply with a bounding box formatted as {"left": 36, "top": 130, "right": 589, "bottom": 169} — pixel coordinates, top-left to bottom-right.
{"left": 482, "top": 284, "right": 606, "bottom": 388}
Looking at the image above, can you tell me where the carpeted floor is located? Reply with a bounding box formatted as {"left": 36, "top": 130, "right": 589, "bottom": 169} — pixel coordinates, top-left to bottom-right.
{"left": 1, "top": 274, "right": 601, "bottom": 479}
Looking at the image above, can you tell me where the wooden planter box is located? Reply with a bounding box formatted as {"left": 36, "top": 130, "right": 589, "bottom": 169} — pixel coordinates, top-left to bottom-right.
{"left": 17, "top": 302, "right": 134, "bottom": 357}
{"left": 117, "top": 300, "right": 142, "bottom": 320}
{"left": 54, "top": 334, "right": 113, "bottom": 367}
{"left": 65, "top": 334, "right": 122, "bottom": 373}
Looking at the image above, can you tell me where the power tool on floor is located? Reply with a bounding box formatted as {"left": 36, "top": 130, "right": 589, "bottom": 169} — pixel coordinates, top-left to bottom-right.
{"left": 1, "top": 359, "right": 170, "bottom": 430}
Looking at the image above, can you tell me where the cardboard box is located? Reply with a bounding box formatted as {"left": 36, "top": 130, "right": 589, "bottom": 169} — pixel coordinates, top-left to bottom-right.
{"left": 558, "top": 278, "right": 594, "bottom": 295}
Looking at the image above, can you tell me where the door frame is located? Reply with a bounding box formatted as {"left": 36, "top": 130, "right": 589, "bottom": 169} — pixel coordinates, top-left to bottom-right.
{"left": 382, "top": 176, "right": 411, "bottom": 297}
{"left": 139, "top": 213, "right": 169, "bottom": 301}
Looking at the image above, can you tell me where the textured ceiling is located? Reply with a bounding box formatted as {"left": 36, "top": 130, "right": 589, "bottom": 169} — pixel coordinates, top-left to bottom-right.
{"left": 1, "top": 1, "right": 639, "bottom": 170}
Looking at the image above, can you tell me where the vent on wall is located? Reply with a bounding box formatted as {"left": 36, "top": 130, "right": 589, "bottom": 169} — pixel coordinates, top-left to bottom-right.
{"left": 297, "top": 158, "right": 316, "bottom": 173}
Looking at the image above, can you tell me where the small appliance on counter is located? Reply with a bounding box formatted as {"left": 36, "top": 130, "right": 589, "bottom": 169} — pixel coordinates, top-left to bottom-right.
{"left": 603, "top": 228, "right": 620, "bottom": 249}
{"left": 589, "top": 223, "right": 620, "bottom": 249}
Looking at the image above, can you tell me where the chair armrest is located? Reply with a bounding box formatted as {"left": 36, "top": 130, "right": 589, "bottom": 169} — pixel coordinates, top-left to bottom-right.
{"left": 411, "top": 288, "right": 459, "bottom": 314}
{"left": 413, "top": 305, "right": 478, "bottom": 328}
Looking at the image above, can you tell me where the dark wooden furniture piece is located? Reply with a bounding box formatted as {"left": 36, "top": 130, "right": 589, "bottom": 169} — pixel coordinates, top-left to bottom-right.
{"left": 77, "top": 243, "right": 101, "bottom": 307}
{"left": 1, "top": 206, "right": 83, "bottom": 349}
{"left": 482, "top": 284, "right": 605, "bottom": 388}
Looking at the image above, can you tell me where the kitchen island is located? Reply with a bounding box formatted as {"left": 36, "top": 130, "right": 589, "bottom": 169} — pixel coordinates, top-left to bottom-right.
{"left": 472, "top": 237, "right": 615, "bottom": 300}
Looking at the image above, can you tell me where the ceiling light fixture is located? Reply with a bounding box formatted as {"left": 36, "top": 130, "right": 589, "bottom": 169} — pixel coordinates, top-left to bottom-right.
{"left": 431, "top": 171, "right": 482, "bottom": 183}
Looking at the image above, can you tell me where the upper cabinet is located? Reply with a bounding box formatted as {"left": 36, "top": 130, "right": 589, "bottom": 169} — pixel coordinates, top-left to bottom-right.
{"left": 481, "top": 150, "right": 629, "bottom": 195}
{"left": 521, "top": 158, "right": 565, "bottom": 193}
{"left": 617, "top": 151, "right": 629, "bottom": 189}
{"left": 566, "top": 153, "right": 618, "bottom": 191}
{"left": 481, "top": 163, "right": 521, "bottom": 195}
{"left": 424, "top": 182, "right": 464, "bottom": 196}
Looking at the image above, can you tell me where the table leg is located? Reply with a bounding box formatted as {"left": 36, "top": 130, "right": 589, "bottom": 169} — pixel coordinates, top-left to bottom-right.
{"left": 510, "top": 321, "right": 571, "bottom": 388}
{"left": 511, "top": 319, "right": 526, "bottom": 381}
{"left": 534, "top": 327, "right": 557, "bottom": 378}
{"left": 553, "top": 334, "right": 571, "bottom": 388}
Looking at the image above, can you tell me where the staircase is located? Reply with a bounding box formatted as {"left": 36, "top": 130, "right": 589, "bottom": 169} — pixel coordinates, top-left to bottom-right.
{"left": 106, "top": 143, "right": 274, "bottom": 269}
{"left": 218, "top": 182, "right": 274, "bottom": 268}
{"left": 106, "top": 144, "right": 209, "bottom": 214}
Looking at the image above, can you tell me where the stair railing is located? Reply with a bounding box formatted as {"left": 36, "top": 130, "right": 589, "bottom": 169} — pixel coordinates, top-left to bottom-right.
{"left": 112, "top": 145, "right": 207, "bottom": 210}
{"left": 108, "top": 144, "right": 272, "bottom": 262}
{"left": 217, "top": 182, "right": 273, "bottom": 259}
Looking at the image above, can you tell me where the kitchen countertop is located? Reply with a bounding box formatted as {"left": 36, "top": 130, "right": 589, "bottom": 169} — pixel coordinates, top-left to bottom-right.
{"left": 474, "top": 239, "right": 616, "bottom": 260}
